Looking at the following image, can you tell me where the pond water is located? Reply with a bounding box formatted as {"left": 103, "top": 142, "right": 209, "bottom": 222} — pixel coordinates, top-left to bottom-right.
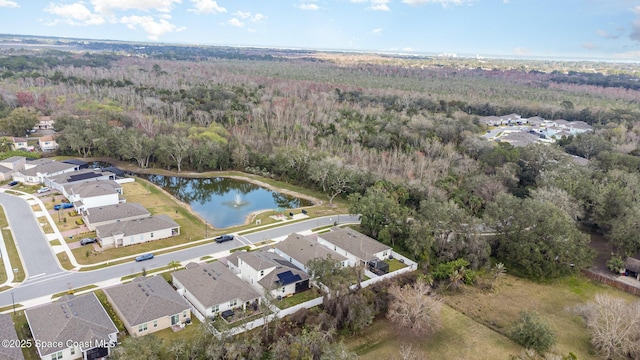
{"left": 142, "top": 175, "right": 312, "bottom": 228}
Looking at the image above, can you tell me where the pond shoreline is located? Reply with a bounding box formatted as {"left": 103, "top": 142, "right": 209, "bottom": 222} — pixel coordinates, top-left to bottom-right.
{"left": 78, "top": 157, "right": 323, "bottom": 229}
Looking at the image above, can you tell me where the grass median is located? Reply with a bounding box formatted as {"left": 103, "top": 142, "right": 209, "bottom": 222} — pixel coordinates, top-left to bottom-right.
{"left": 0, "top": 206, "right": 25, "bottom": 283}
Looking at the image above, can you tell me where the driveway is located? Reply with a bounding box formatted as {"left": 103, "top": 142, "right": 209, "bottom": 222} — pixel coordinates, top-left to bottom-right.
{"left": 0, "top": 192, "right": 65, "bottom": 279}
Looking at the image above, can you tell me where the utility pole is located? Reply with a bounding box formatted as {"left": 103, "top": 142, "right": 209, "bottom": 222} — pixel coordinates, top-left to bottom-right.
{"left": 11, "top": 291, "right": 15, "bottom": 315}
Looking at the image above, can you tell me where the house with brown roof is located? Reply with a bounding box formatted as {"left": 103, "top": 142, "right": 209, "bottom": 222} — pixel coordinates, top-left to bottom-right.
{"left": 35, "top": 115, "right": 55, "bottom": 130}
{"left": 82, "top": 203, "right": 151, "bottom": 231}
{"left": 103, "top": 276, "right": 191, "bottom": 337}
{"left": 37, "top": 135, "right": 58, "bottom": 152}
{"left": 10, "top": 137, "right": 33, "bottom": 151}
{"left": 273, "top": 233, "right": 348, "bottom": 272}
{"left": 24, "top": 293, "right": 118, "bottom": 360}
{"left": 316, "top": 227, "right": 391, "bottom": 266}
{"left": 96, "top": 214, "right": 180, "bottom": 248}
{"left": 172, "top": 262, "right": 261, "bottom": 319}
{"left": 0, "top": 313, "right": 25, "bottom": 360}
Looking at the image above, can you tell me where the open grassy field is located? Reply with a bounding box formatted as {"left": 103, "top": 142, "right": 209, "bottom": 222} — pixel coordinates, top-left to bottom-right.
{"left": 346, "top": 273, "right": 638, "bottom": 359}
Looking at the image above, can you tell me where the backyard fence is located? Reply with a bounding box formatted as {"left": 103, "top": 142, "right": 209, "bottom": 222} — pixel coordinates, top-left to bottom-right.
{"left": 581, "top": 269, "right": 640, "bottom": 297}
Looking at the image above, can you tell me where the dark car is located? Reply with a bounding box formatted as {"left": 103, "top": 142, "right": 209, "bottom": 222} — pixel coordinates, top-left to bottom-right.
{"left": 8, "top": 181, "right": 18, "bottom": 186}
{"left": 215, "top": 234, "right": 234, "bottom": 243}
{"left": 54, "top": 203, "right": 74, "bottom": 210}
{"left": 80, "top": 238, "right": 97, "bottom": 245}
{"left": 135, "top": 253, "right": 154, "bottom": 262}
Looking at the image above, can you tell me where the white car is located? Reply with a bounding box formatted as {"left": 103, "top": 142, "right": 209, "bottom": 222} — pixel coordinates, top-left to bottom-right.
{"left": 36, "top": 187, "right": 50, "bottom": 194}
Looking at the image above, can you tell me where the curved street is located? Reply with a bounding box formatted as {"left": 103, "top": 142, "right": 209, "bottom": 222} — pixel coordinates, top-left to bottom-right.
{"left": 0, "top": 196, "right": 359, "bottom": 308}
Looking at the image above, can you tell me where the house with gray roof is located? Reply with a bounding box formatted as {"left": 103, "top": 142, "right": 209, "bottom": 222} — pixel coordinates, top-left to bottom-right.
{"left": 227, "top": 249, "right": 310, "bottom": 298}
{"left": 526, "top": 116, "right": 545, "bottom": 126}
{"left": 172, "top": 262, "right": 261, "bottom": 319}
{"left": 479, "top": 116, "right": 501, "bottom": 126}
{"left": 24, "top": 293, "right": 118, "bottom": 360}
{"left": 82, "top": 203, "right": 151, "bottom": 231}
{"left": 273, "top": 233, "right": 348, "bottom": 272}
{"left": 498, "top": 131, "right": 541, "bottom": 147}
{"left": 63, "top": 180, "right": 123, "bottom": 211}
{"left": 317, "top": 227, "right": 392, "bottom": 266}
{"left": 96, "top": 214, "right": 180, "bottom": 248}
{"left": 45, "top": 168, "right": 116, "bottom": 192}
{"left": 104, "top": 276, "right": 190, "bottom": 337}
{"left": 0, "top": 313, "right": 25, "bottom": 360}
{"left": 12, "top": 160, "right": 78, "bottom": 184}
{"left": 0, "top": 156, "right": 26, "bottom": 181}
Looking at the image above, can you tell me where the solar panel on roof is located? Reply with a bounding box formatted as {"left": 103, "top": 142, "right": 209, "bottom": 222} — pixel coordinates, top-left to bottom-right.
{"left": 276, "top": 271, "right": 302, "bottom": 285}
{"left": 68, "top": 172, "right": 102, "bottom": 182}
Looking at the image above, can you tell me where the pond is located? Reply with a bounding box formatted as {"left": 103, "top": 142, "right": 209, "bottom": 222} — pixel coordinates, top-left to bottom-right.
{"left": 142, "top": 175, "right": 312, "bottom": 228}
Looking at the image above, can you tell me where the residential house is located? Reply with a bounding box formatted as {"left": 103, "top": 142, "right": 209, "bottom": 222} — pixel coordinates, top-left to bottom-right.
{"left": 38, "top": 135, "right": 58, "bottom": 152}
{"left": 96, "top": 214, "right": 180, "bottom": 248}
{"left": 10, "top": 137, "right": 33, "bottom": 151}
{"left": 0, "top": 313, "right": 25, "bottom": 360}
{"left": 526, "top": 116, "right": 545, "bottom": 126}
{"left": 0, "top": 156, "right": 25, "bottom": 181}
{"left": 498, "top": 132, "right": 541, "bottom": 147}
{"left": 226, "top": 249, "right": 310, "bottom": 298}
{"left": 568, "top": 121, "right": 593, "bottom": 135}
{"left": 104, "top": 276, "right": 191, "bottom": 337}
{"left": 63, "top": 180, "right": 123, "bottom": 211}
{"left": 45, "top": 168, "right": 117, "bottom": 191}
{"left": 35, "top": 116, "right": 55, "bottom": 130}
{"left": 172, "top": 262, "right": 261, "bottom": 319}
{"left": 479, "top": 116, "right": 501, "bottom": 126}
{"left": 12, "top": 159, "right": 78, "bottom": 184}
{"left": 24, "top": 293, "right": 118, "bottom": 360}
{"left": 551, "top": 119, "right": 571, "bottom": 129}
{"left": 316, "top": 227, "right": 392, "bottom": 266}
{"left": 500, "top": 113, "right": 522, "bottom": 125}
{"left": 82, "top": 203, "right": 151, "bottom": 231}
{"left": 273, "top": 233, "right": 348, "bottom": 272}
{"left": 60, "top": 159, "right": 89, "bottom": 169}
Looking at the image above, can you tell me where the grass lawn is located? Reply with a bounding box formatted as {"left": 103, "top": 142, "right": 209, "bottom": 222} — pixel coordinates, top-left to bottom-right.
{"left": 51, "top": 285, "right": 97, "bottom": 299}
{"left": 0, "top": 207, "right": 25, "bottom": 282}
{"left": 12, "top": 311, "right": 40, "bottom": 360}
{"left": 385, "top": 258, "right": 407, "bottom": 272}
{"left": 444, "top": 273, "right": 638, "bottom": 359}
{"left": 153, "top": 317, "right": 203, "bottom": 344}
{"left": 49, "top": 239, "right": 61, "bottom": 246}
{"left": 346, "top": 308, "right": 520, "bottom": 360}
{"left": 36, "top": 217, "right": 54, "bottom": 233}
{"left": 274, "top": 287, "right": 322, "bottom": 310}
{"left": 56, "top": 252, "right": 75, "bottom": 271}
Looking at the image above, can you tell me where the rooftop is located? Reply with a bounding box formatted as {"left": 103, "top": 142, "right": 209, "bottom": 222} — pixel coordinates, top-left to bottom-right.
{"left": 0, "top": 313, "right": 25, "bottom": 360}
{"left": 318, "top": 227, "right": 391, "bottom": 262}
{"left": 22, "top": 161, "right": 76, "bottom": 177}
{"left": 24, "top": 293, "right": 117, "bottom": 357}
{"left": 85, "top": 203, "right": 150, "bottom": 224}
{"left": 96, "top": 214, "right": 179, "bottom": 238}
{"left": 103, "top": 276, "right": 189, "bottom": 326}
{"left": 172, "top": 261, "right": 260, "bottom": 308}
{"left": 275, "top": 233, "right": 347, "bottom": 267}
{"left": 65, "top": 180, "right": 121, "bottom": 198}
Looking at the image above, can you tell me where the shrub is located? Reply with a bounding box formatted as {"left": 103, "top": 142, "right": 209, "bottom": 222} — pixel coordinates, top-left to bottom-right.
{"left": 510, "top": 311, "right": 556, "bottom": 354}
{"left": 75, "top": 219, "right": 84, "bottom": 225}
{"left": 606, "top": 256, "right": 625, "bottom": 274}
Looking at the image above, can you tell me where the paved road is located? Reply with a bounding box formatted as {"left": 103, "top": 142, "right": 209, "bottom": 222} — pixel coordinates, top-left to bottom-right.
{"left": 0, "top": 192, "right": 64, "bottom": 279}
{"left": 0, "top": 214, "right": 360, "bottom": 308}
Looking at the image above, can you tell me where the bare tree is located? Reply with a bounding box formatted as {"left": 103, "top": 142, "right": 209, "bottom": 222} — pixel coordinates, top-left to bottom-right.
{"left": 387, "top": 279, "right": 442, "bottom": 336}
{"left": 576, "top": 294, "right": 640, "bottom": 360}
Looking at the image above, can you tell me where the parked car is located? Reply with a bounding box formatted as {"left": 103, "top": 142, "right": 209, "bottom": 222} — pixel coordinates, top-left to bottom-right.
{"left": 80, "top": 238, "right": 97, "bottom": 245}
{"left": 215, "top": 234, "right": 234, "bottom": 243}
{"left": 36, "top": 187, "right": 50, "bottom": 194}
{"left": 135, "top": 253, "right": 154, "bottom": 262}
{"left": 7, "top": 181, "right": 18, "bottom": 186}
{"left": 54, "top": 203, "right": 74, "bottom": 210}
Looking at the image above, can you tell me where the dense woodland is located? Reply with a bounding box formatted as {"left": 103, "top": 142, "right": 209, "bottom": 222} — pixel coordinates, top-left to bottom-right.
{"left": 2, "top": 43, "right": 640, "bottom": 358}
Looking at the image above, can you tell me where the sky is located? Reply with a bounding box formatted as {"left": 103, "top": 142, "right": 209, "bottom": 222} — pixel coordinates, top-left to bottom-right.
{"left": 0, "top": 0, "right": 639, "bottom": 60}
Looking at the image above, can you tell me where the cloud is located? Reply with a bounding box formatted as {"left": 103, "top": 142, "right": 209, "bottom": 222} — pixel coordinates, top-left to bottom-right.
{"left": 513, "top": 47, "right": 530, "bottom": 56}
{"left": 582, "top": 42, "right": 599, "bottom": 50}
{"left": 227, "top": 18, "right": 243, "bottom": 27}
{"left": 612, "top": 50, "right": 640, "bottom": 59}
{"left": 92, "top": 0, "right": 181, "bottom": 14}
{"left": 403, "top": 47, "right": 413, "bottom": 52}
{"left": 597, "top": 28, "right": 624, "bottom": 39}
{"left": 631, "top": 6, "right": 640, "bottom": 42}
{"left": 351, "top": 0, "right": 390, "bottom": 11}
{"left": 298, "top": 3, "right": 319, "bottom": 10}
{"left": 232, "top": 11, "right": 265, "bottom": 22}
{"left": 189, "top": 0, "right": 226, "bottom": 14}
{"left": 402, "top": 0, "right": 472, "bottom": 6}
{"left": 44, "top": 2, "right": 105, "bottom": 25}
{"left": 502, "top": 0, "right": 509, "bottom": 3}
{"left": 0, "top": 0, "right": 18, "bottom": 8}
{"left": 120, "top": 15, "right": 185, "bottom": 39}
{"left": 371, "top": 28, "right": 383, "bottom": 35}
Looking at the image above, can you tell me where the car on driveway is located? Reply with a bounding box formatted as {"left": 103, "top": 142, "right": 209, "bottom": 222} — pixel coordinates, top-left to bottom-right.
{"left": 54, "top": 203, "right": 74, "bottom": 210}
{"left": 215, "top": 234, "right": 234, "bottom": 243}
{"left": 80, "top": 237, "right": 97, "bottom": 245}
{"left": 135, "top": 253, "right": 154, "bottom": 262}
{"left": 8, "top": 181, "right": 18, "bottom": 186}
{"left": 37, "top": 187, "right": 50, "bottom": 194}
